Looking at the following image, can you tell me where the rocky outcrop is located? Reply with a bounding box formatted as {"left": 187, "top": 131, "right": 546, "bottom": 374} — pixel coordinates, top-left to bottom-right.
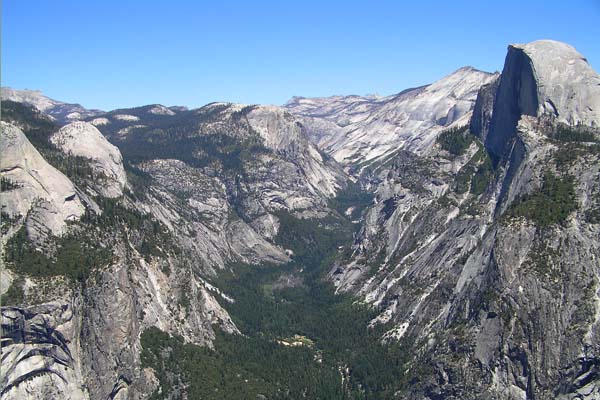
{"left": 137, "top": 158, "right": 291, "bottom": 271}
{"left": 147, "top": 105, "right": 175, "bottom": 116}
{"left": 78, "top": 251, "right": 238, "bottom": 400}
{"left": 51, "top": 122, "right": 128, "bottom": 197}
{"left": 484, "top": 43, "right": 540, "bottom": 162}
{"left": 0, "top": 248, "right": 240, "bottom": 400}
{"left": 99, "top": 102, "right": 346, "bottom": 220}
{"left": 470, "top": 76, "right": 500, "bottom": 143}
{"left": 0, "top": 121, "right": 85, "bottom": 239}
{"left": 118, "top": 104, "right": 347, "bottom": 269}
{"left": 520, "top": 40, "right": 600, "bottom": 126}
{"left": 246, "top": 105, "right": 344, "bottom": 198}
{"left": 1, "top": 303, "right": 88, "bottom": 400}
{"left": 481, "top": 40, "right": 600, "bottom": 163}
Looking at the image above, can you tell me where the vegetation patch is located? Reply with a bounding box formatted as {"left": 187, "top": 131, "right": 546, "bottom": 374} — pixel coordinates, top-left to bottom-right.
{"left": 524, "top": 239, "right": 561, "bottom": 279}
{"left": 124, "top": 163, "right": 154, "bottom": 197}
{"left": 141, "top": 327, "right": 344, "bottom": 400}
{"left": 470, "top": 150, "right": 494, "bottom": 195}
{"left": 507, "top": 172, "right": 577, "bottom": 226}
{"left": 4, "top": 193, "right": 175, "bottom": 282}
{"left": 437, "top": 195, "right": 458, "bottom": 208}
{"left": 141, "top": 202, "right": 418, "bottom": 399}
{"left": 83, "top": 196, "right": 178, "bottom": 260}
{"left": 4, "top": 226, "right": 112, "bottom": 282}
{"left": 1, "top": 277, "right": 25, "bottom": 306}
{"left": 0, "top": 177, "right": 21, "bottom": 191}
{"left": 272, "top": 211, "right": 352, "bottom": 277}
{"left": 46, "top": 153, "right": 100, "bottom": 184}
{"left": 1, "top": 211, "right": 21, "bottom": 235}
{"left": 548, "top": 123, "right": 599, "bottom": 143}
{"left": 328, "top": 181, "right": 374, "bottom": 222}
{"left": 1, "top": 100, "right": 56, "bottom": 150}
{"left": 554, "top": 142, "right": 600, "bottom": 170}
{"left": 94, "top": 104, "right": 271, "bottom": 177}
{"left": 437, "top": 125, "right": 473, "bottom": 156}
{"left": 454, "top": 146, "right": 494, "bottom": 195}
{"left": 553, "top": 143, "right": 589, "bottom": 168}
{"left": 144, "top": 260, "right": 415, "bottom": 399}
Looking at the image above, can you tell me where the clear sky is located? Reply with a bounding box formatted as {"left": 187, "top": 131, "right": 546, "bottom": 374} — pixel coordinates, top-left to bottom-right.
{"left": 2, "top": 0, "right": 599, "bottom": 111}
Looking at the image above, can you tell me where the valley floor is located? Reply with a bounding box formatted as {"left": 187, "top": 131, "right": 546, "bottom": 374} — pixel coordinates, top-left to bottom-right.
{"left": 141, "top": 209, "right": 415, "bottom": 399}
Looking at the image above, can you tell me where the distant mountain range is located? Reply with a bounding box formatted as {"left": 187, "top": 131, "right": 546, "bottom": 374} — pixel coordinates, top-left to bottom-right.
{"left": 1, "top": 87, "right": 104, "bottom": 124}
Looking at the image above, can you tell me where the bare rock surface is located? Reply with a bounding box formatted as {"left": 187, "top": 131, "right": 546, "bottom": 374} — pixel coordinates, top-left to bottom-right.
{"left": 51, "top": 122, "right": 127, "bottom": 197}
{"left": 0, "top": 121, "right": 84, "bottom": 238}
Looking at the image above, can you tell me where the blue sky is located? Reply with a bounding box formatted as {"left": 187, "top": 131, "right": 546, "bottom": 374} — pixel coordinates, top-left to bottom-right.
{"left": 3, "top": 1, "right": 599, "bottom": 110}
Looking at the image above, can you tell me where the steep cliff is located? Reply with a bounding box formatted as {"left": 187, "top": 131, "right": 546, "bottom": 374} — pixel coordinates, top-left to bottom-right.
{"left": 329, "top": 40, "right": 600, "bottom": 399}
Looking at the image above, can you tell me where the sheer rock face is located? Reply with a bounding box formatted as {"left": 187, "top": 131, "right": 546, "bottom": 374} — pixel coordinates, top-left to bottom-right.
{"left": 78, "top": 252, "right": 238, "bottom": 400}
{"left": 1, "top": 303, "right": 88, "bottom": 400}
{"left": 470, "top": 76, "right": 500, "bottom": 144}
{"left": 286, "top": 67, "right": 498, "bottom": 166}
{"left": 246, "top": 105, "right": 343, "bottom": 198}
{"left": 0, "top": 121, "right": 85, "bottom": 238}
{"left": 519, "top": 40, "right": 600, "bottom": 126}
{"left": 328, "top": 40, "right": 600, "bottom": 399}
{"left": 0, "top": 254, "right": 239, "bottom": 400}
{"left": 51, "top": 122, "right": 128, "bottom": 197}
{"left": 480, "top": 40, "right": 600, "bottom": 162}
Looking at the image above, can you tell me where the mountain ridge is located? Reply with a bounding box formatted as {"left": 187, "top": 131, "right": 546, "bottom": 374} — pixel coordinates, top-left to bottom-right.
{"left": 1, "top": 87, "right": 104, "bottom": 124}
{"left": 285, "top": 66, "right": 499, "bottom": 168}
